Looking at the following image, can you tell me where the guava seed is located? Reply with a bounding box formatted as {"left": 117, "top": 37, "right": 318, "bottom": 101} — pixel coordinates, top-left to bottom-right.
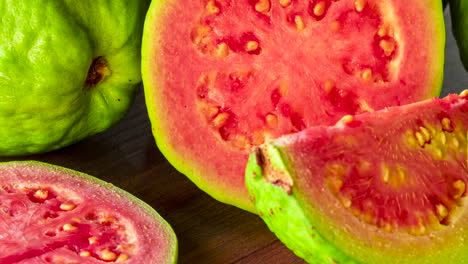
{"left": 294, "top": 16, "right": 305, "bottom": 31}
{"left": 379, "top": 39, "right": 396, "bottom": 57}
{"left": 62, "top": 223, "right": 78, "bottom": 232}
{"left": 116, "top": 254, "right": 129, "bottom": 263}
{"left": 313, "top": 1, "right": 326, "bottom": 17}
{"left": 99, "top": 249, "right": 117, "bottom": 261}
{"left": 205, "top": 0, "right": 220, "bottom": 14}
{"left": 60, "top": 203, "right": 76, "bottom": 211}
{"left": 354, "top": 0, "right": 366, "bottom": 12}
{"left": 255, "top": 0, "right": 271, "bottom": 13}
{"left": 279, "top": 0, "right": 292, "bottom": 7}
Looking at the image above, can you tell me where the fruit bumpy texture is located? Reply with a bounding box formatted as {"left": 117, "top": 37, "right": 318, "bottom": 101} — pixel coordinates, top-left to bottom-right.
{"left": 142, "top": 0, "right": 445, "bottom": 212}
{"left": 0, "top": 161, "right": 177, "bottom": 264}
{"left": 0, "top": 0, "right": 149, "bottom": 155}
{"left": 450, "top": 0, "right": 468, "bottom": 71}
{"left": 246, "top": 92, "right": 468, "bottom": 263}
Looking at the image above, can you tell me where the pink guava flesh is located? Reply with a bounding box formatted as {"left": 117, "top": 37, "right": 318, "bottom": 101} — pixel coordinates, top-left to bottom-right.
{"left": 143, "top": 0, "right": 444, "bottom": 211}
{"left": 0, "top": 162, "right": 177, "bottom": 264}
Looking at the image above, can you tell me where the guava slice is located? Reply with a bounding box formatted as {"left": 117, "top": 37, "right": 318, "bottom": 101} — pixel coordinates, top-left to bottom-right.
{"left": 142, "top": 0, "right": 445, "bottom": 212}
{"left": 0, "top": 161, "right": 177, "bottom": 264}
{"left": 246, "top": 91, "right": 468, "bottom": 263}
{"left": 0, "top": 0, "right": 149, "bottom": 156}
{"left": 450, "top": 0, "right": 468, "bottom": 71}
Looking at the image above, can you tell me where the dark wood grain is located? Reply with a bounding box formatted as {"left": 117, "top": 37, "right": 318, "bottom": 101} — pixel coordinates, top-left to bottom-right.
{"left": 0, "top": 9, "right": 465, "bottom": 264}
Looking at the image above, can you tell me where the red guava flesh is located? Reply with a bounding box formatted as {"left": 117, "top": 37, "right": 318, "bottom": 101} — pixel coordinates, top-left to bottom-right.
{"left": 0, "top": 161, "right": 177, "bottom": 264}
{"left": 142, "top": 0, "right": 445, "bottom": 212}
{"left": 248, "top": 91, "right": 468, "bottom": 263}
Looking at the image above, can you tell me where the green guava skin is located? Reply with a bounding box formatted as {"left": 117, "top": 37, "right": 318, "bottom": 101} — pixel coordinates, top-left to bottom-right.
{"left": 246, "top": 148, "right": 358, "bottom": 264}
{"left": 0, "top": 160, "right": 178, "bottom": 263}
{"left": 450, "top": 0, "right": 468, "bottom": 71}
{"left": 0, "top": 0, "right": 149, "bottom": 156}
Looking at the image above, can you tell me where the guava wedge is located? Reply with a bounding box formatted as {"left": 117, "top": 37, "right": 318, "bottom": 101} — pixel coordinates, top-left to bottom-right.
{"left": 450, "top": 0, "right": 468, "bottom": 71}
{"left": 142, "top": 0, "right": 445, "bottom": 212}
{"left": 246, "top": 91, "right": 468, "bottom": 263}
{"left": 0, "top": 0, "right": 149, "bottom": 156}
{"left": 0, "top": 161, "right": 177, "bottom": 264}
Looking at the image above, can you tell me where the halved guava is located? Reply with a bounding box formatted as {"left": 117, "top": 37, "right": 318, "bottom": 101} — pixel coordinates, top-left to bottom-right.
{"left": 0, "top": 161, "right": 177, "bottom": 264}
{"left": 0, "top": 0, "right": 149, "bottom": 156}
{"left": 246, "top": 91, "right": 468, "bottom": 263}
{"left": 450, "top": 0, "right": 468, "bottom": 71}
{"left": 142, "top": 0, "right": 445, "bottom": 212}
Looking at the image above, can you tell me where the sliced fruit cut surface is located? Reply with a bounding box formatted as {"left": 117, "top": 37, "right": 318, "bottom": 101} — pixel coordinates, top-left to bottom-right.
{"left": 246, "top": 91, "right": 468, "bottom": 263}
{"left": 143, "top": 0, "right": 445, "bottom": 212}
{"left": 0, "top": 161, "right": 177, "bottom": 264}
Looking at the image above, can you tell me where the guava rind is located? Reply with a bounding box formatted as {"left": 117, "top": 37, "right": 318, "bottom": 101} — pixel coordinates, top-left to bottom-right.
{"left": 0, "top": 160, "right": 178, "bottom": 264}
{"left": 246, "top": 93, "right": 468, "bottom": 264}
{"left": 246, "top": 148, "right": 358, "bottom": 264}
{"left": 450, "top": 0, "right": 468, "bottom": 71}
{"left": 0, "top": 0, "right": 149, "bottom": 156}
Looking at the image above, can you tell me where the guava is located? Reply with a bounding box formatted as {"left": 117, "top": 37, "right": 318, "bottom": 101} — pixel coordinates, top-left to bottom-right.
{"left": 142, "top": 0, "right": 445, "bottom": 212}
{"left": 450, "top": 0, "right": 468, "bottom": 71}
{"left": 246, "top": 91, "right": 468, "bottom": 263}
{"left": 0, "top": 161, "right": 177, "bottom": 264}
{"left": 0, "top": 0, "right": 149, "bottom": 156}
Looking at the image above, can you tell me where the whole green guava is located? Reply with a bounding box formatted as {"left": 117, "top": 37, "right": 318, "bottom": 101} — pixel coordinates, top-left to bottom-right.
{"left": 450, "top": 0, "right": 468, "bottom": 71}
{"left": 0, "top": 0, "right": 149, "bottom": 155}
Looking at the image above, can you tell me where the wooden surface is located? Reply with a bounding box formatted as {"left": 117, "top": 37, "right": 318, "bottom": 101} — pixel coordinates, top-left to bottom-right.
{"left": 1, "top": 9, "right": 467, "bottom": 264}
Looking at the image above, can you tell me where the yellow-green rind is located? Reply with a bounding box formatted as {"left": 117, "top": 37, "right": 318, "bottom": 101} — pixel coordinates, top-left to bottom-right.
{"left": 246, "top": 146, "right": 358, "bottom": 264}
{"left": 426, "top": 0, "right": 446, "bottom": 98}
{"left": 450, "top": 0, "right": 468, "bottom": 71}
{"left": 0, "top": 160, "right": 178, "bottom": 264}
{"left": 141, "top": 0, "right": 256, "bottom": 213}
